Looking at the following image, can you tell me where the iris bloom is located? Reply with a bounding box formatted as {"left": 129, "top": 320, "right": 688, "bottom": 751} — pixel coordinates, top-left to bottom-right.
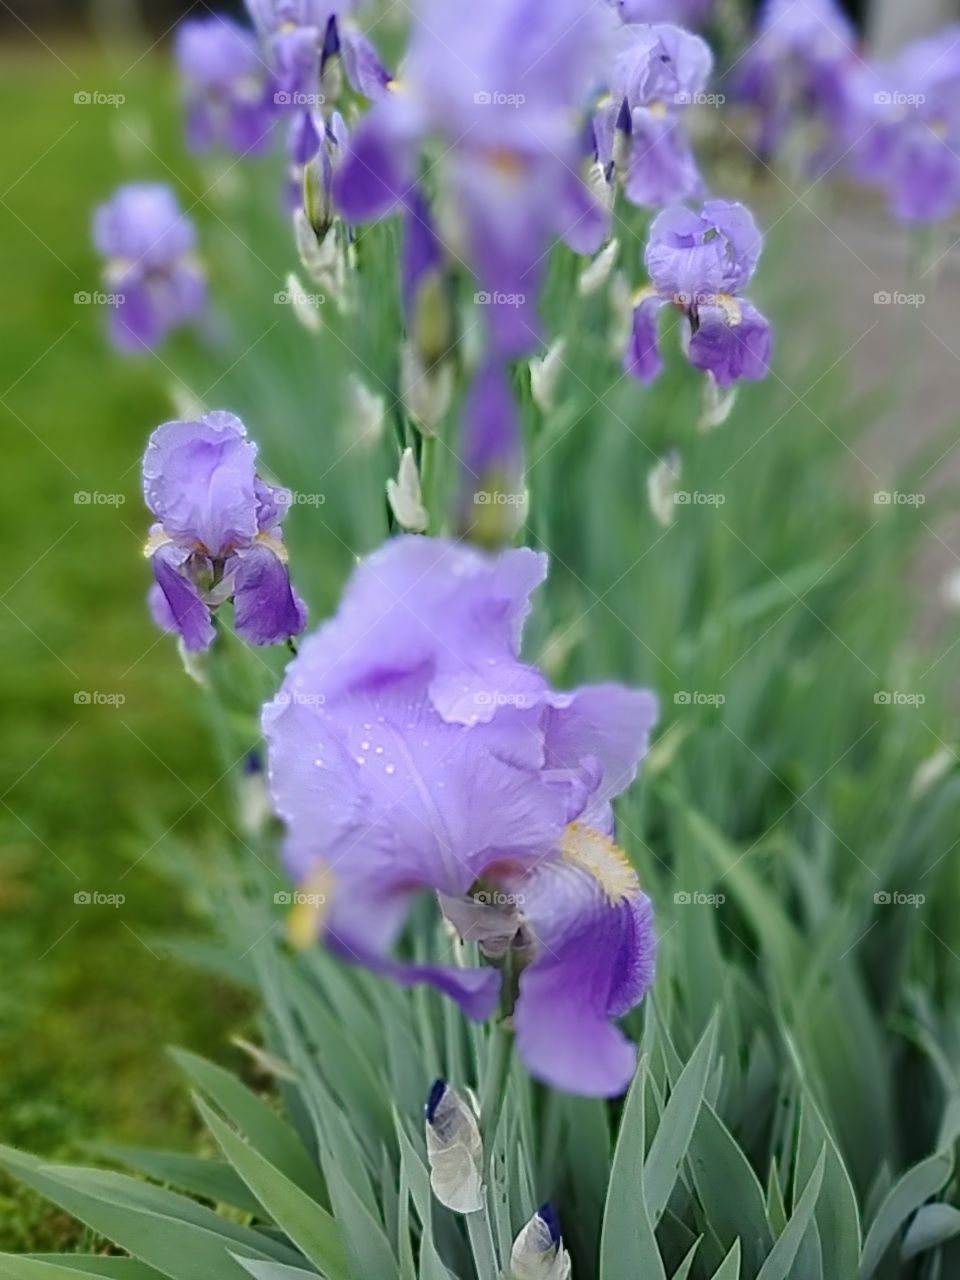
{"left": 264, "top": 537, "right": 658, "bottom": 1096}
{"left": 844, "top": 28, "right": 960, "bottom": 224}
{"left": 174, "top": 16, "right": 276, "bottom": 154}
{"left": 595, "top": 22, "right": 713, "bottom": 208}
{"left": 735, "top": 0, "right": 858, "bottom": 161}
{"left": 93, "top": 184, "right": 206, "bottom": 353}
{"left": 143, "top": 411, "right": 307, "bottom": 652}
{"left": 334, "top": 0, "right": 608, "bottom": 355}
{"left": 611, "top": 0, "right": 714, "bottom": 24}
{"left": 626, "top": 199, "right": 772, "bottom": 388}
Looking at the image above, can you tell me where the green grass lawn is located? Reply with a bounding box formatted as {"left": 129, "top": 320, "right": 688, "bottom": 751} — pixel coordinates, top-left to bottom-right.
{"left": 0, "top": 46, "right": 252, "bottom": 1248}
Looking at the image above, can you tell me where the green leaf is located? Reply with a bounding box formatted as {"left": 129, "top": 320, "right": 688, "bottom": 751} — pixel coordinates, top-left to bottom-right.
{"left": 709, "top": 1240, "right": 741, "bottom": 1280}
{"left": 902, "top": 1203, "right": 960, "bottom": 1260}
{"left": 756, "top": 1146, "right": 826, "bottom": 1280}
{"left": 0, "top": 1262, "right": 162, "bottom": 1280}
{"left": 192, "top": 1096, "right": 350, "bottom": 1280}
{"left": 859, "top": 1151, "right": 954, "bottom": 1277}
{"left": 168, "top": 1049, "right": 327, "bottom": 1205}
{"left": 230, "top": 1258, "right": 319, "bottom": 1280}
{"left": 95, "top": 1145, "right": 263, "bottom": 1216}
{"left": 643, "top": 1014, "right": 717, "bottom": 1228}
{"left": 669, "top": 1239, "right": 702, "bottom": 1280}
{"left": 600, "top": 1057, "right": 666, "bottom": 1280}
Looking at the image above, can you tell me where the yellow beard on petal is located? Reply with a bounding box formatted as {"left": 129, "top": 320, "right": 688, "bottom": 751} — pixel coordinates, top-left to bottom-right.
{"left": 287, "top": 862, "right": 336, "bottom": 950}
{"left": 561, "top": 822, "right": 640, "bottom": 905}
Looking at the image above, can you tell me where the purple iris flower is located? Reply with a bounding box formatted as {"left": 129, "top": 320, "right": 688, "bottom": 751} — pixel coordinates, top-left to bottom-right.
{"left": 174, "top": 16, "right": 276, "bottom": 154}
{"left": 626, "top": 199, "right": 772, "bottom": 388}
{"left": 595, "top": 22, "right": 713, "bottom": 208}
{"left": 334, "top": 0, "right": 609, "bottom": 356}
{"left": 264, "top": 536, "right": 658, "bottom": 1096}
{"left": 143, "top": 411, "right": 307, "bottom": 652}
{"left": 611, "top": 0, "right": 715, "bottom": 24}
{"left": 735, "top": 0, "right": 859, "bottom": 160}
{"left": 92, "top": 184, "right": 206, "bottom": 353}
{"left": 843, "top": 28, "right": 960, "bottom": 224}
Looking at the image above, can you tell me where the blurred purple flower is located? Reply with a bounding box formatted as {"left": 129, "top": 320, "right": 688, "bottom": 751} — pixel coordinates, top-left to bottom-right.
{"left": 457, "top": 362, "right": 527, "bottom": 547}
{"left": 735, "top": 0, "right": 859, "bottom": 160}
{"left": 335, "top": 0, "right": 609, "bottom": 355}
{"left": 264, "top": 536, "right": 658, "bottom": 1095}
{"left": 595, "top": 22, "right": 713, "bottom": 208}
{"left": 93, "top": 184, "right": 206, "bottom": 353}
{"left": 611, "top": 0, "right": 715, "bottom": 25}
{"left": 174, "top": 16, "right": 276, "bottom": 154}
{"left": 844, "top": 27, "right": 960, "bottom": 223}
{"left": 626, "top": 199, "right": 772, "bottom": 388}
{"left": 143, "top": 411, "right": 307, "bottom": 652}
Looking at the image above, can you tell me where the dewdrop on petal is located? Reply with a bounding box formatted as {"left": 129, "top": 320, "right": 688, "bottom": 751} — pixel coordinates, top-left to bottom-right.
{"left": 647, "top": 451, "right": 682, "bottom": 528}
{"left": 425, "top": 1080, "right": 484, "bottom": 1213}
{"left": 579, "top": 238, "right": 619, "bottom": 297}
{"left": 529, "top": 339, "right": 566, "bottom": 412}
{"left": 387, "top": 447, "right": 429, "bottom": 533}
{"left": 511, "top": 1205, "right": 572, "bottom": 1280}
{"left": 699, "top": 372, "right": 738, "bottom": 431}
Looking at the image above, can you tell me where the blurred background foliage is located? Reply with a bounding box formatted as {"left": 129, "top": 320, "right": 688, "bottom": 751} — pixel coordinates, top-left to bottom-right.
{"left": 2, "top": 0, "right": 960, "bottom": 1267}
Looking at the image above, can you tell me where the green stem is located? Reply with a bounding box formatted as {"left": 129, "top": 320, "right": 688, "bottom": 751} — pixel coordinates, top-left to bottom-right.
{"left": 466, "top": 1206, "right": 500, "bottom": 1280}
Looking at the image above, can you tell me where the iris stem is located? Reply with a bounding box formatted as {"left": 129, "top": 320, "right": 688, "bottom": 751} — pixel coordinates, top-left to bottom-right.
{"left": 479, "top": 1018, "right": 513, "bottom": 1169}
{"left": 466, "top": 1207, "right": 499, "bottom": 1280}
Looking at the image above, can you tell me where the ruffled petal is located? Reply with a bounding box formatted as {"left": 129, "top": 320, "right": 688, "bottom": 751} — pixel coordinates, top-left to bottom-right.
{"left": 334, "top": 102, "right": 418, "bottom": 222}
{"left": 150, "top": 544, "right": 216, "bottom": 652}
{"left": 689, "top": 299, "right": 772, "bottom": 387}
{"left": 623, "top": 293, "right": 668, "bottom": 383}
{"left": 511, "top": 853, "right": 656, "bottom": 1096}
{"left": 230, "top": 542, "right": 308, "bottom": 646}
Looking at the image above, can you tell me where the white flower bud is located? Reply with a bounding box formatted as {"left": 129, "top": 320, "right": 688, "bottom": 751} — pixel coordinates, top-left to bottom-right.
{"left": 387, "top": 447, "right": 429, "bottom": 533}
{"left": 647, "top": 451, "right": 681, "bottom": 528}
{"left": 400, "top": 343, "right": 454, "bottom": 435}
{"left": 345, "top": 375, "right": 386, "bottom": 453}
{"left": 285, "top": 272, "right": 322, "bottom": 333}
{"left": 425, "top": 1081, "right": 484, "bottom": 1214}
{"left": 510, "top": 1205, "right": 571, "bottom": 1280}
{"left": 579, "top": 238, "right": 619, "bottom": 297}
{"left": 609, "top": 271, "right": 634, "bottom": 356}
{"left": 698, "top": 373, "right": 738, "bottom": 431}
{"left": 529, "top": 339, "right": 567, "bottom": 412}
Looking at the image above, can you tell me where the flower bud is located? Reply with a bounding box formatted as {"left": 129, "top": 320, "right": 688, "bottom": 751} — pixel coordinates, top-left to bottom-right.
{"left": 579, "top": 238, "right": 619, "bottom": 297}
{"left": 647, "top": 451, "right": 681, "bottom": 528}
{"left": 387, "top": 447, "right": 429, "bottom": 533}
{"left": 345, "top": 375, "right": 385, "bottom": 453}
{"left": 529, "top": 339, "right": 566, "bottom": 412}
{"left": 400, "top": 343, "right": 454, "bottom": 435}
{"left": 510, "top": 1204, "right": 571, "bottom": 1280}
{"left": 425, "top": 1080, "right": 484, "bottom": 1213}
{"left": 698, "top": 372, "right": 738, "bottom": 431}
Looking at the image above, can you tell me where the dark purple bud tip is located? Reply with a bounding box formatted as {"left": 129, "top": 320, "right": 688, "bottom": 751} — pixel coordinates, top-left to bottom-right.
{"left": 426, "top": 1078, "right": 447, "bottom": 1124}
{"left": 244, "top": 751, "right": 263, "bottom": 776}
{"left": 538, "top": 1202, "right": 562, "bottom": 1246}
